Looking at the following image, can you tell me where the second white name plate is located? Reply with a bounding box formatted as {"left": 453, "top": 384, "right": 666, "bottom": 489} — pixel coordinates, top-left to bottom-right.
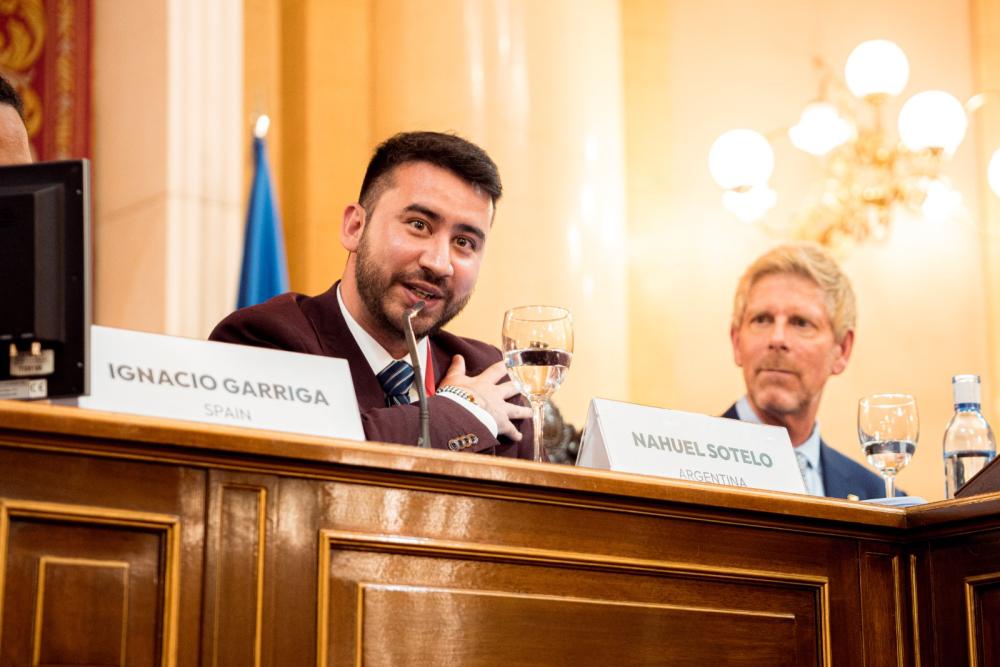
{"left": 62, "top": 325, "right": 365, "bottom": 440}
{"left": 576, "top": 398, "right": 806, "bottom": 494}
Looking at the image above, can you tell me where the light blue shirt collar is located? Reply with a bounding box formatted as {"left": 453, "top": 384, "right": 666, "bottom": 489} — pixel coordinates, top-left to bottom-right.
{"left": 735, "top": 395, "right": 825, "bottom": 496}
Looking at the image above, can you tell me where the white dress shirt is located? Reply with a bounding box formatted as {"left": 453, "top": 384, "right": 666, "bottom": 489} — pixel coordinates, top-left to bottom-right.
{"left": 336, "top": 286, "right": 498, "bottom": 436}
{"left": 735, "top": 395, "right": 825, "bottom": 496}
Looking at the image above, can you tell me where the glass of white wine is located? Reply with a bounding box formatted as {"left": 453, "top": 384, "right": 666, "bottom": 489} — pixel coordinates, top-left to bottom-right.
{"left": 858, "top": 393, "right": 918, "bottom": 498}
{"left": 502, "top": 306, "right": 573, "bottom": 462}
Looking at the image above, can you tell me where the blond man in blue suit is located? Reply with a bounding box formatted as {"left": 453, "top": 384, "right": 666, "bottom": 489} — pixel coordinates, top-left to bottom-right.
{"left": 723, "top": 242, "right": 891, "bottom": 500}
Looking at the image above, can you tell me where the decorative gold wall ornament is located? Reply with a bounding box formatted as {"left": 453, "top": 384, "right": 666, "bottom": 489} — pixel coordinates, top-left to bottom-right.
{"left": 0, "top": 0, "right": 89, "bottom": 160}
{"left": 709, "top": 39, "right": 999, "bottom": 253}
{"left": 0, "top": 0, "right": 45, "bottom": 138}
{"left": 0, "top": 0, "right": 45, "bottom": 69}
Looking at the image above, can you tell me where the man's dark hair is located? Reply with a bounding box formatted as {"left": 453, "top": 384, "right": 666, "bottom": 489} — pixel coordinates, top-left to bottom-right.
{"left": 0, "top": 74, "right": 25, "bottom": 119}
{"left": 358, "top": 131, "right": 502, "bottom": 213}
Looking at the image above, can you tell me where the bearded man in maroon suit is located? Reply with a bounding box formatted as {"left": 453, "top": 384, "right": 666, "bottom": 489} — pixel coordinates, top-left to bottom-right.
{"left": 211, "top": 131, "right": 534, "bottom": 458}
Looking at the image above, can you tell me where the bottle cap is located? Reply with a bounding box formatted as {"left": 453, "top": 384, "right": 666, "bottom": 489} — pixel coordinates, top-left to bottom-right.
{"left": 952, "top": 374, "right": 981, "bottom": 405}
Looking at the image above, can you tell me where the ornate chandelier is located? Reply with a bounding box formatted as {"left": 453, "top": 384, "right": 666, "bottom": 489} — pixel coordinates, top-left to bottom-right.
{"left": 708, "top": 39, "right": 1000, "bottom": 251}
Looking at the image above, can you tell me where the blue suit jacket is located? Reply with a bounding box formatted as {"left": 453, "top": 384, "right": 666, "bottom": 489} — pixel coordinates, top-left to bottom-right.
{"left": 721, "top": 403, "right": 891, "bottom": 500}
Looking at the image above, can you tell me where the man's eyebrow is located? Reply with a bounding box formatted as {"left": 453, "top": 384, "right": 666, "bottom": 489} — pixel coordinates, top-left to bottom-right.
{"left": 454, "top": 223, "right": 486, "bottom": 244}
{"left": 403, "top": 203, "right": 487, "bottom": 244}
{"left": 402, "top": 203, "right": 442, "bottom": 221}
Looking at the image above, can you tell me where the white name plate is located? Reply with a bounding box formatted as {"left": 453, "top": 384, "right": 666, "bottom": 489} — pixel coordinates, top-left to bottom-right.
{"left": 59, "top": 325, "right": 365, "bottom": 440}
{"left": 577, "top": 398, "right": 805, "bottom": 494}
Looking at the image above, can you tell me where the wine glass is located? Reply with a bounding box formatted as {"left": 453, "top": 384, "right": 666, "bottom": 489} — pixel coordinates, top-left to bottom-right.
{"left": 502, "top": 306, "right": 573, "bottom": 462}
{"left": 857, "top": 393, "right": 919, "bottom": 498}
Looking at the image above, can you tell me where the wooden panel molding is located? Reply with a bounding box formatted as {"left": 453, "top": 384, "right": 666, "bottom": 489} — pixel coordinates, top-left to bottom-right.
{"left": 859, "top": 547, "right": 906, "bottom": 667}
{"left": 201, "top": 473, "right": 275, "bottom": 667}
{"left": 0, "top": 499, "right": 180, "bottom": 666}
{"left": 965, "top": 571, "right": 1000, "bottom": 667}
{"left": 360, "top": 584, "right": 799, "bottom": 666}
{"left": 317, "top": 529, "right": 831, "bottom": 666}
{"left": 974, "top": 580, "right": 1000, "bottom": 667}
{"left": 908, "top": 550, "right": 930, "bottom": 667}
{"left": 33, "top": 556, "right": 129, "bottom": 666}
{"left": 922, "top": 526, "right": 1000, "bottom": 665}
{"left": 6, "top": 402, "right": 1000, "bottom": 663}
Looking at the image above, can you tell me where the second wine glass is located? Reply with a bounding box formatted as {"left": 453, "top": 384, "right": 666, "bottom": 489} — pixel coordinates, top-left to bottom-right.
{"left": 501, "top": 306, "right": 573, "bottom": 462}
{"left": 858, "top": 393, "right": 918, "bottom": 498}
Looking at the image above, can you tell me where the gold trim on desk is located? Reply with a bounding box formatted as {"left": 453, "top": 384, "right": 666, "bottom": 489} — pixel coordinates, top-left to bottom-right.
{"left": 354, "top": 583, "right": 800, "bottom": 667}
{"left": 0, "top": 399, "right": 911, "bottom": 533}
{"left": 892, "top": 553, "right": 905, "bottom": 666}
{"left": 208, "top": 484, "right": 267, "bottom": 667}
{"left": 316, "top": 528, "right": 833, "bottom": 666}
{"left": 964, "top": 570, "right": 1000, "bottom": 667}
{"left": 909, "top": 553, "right": 922, "bottom": 667}
{"left": 254, "top": 488, "right": 266, "bottom": 667}
{"left": 0, "top": 499, "right": 181, "bottom": 667}
{"left": 32, "top": 556, "right": 130, "bottom": 667}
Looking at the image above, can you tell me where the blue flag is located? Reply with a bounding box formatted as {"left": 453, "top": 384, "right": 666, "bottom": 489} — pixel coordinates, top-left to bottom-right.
{"left": 237, "top": 135, "right": 289, "bottom": 308}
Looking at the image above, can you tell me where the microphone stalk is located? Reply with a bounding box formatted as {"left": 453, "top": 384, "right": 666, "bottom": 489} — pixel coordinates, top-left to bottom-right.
{"left": 403, "top": 301, "right": 431, "bottom": 448}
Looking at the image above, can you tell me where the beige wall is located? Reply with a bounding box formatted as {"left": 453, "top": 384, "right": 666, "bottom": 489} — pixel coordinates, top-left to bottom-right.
{"left": 93, "top": 0, "right": 1000, "bottom": 500}
{"left": 973, "top": 0, "right": 1000, "bottom": 429}
{"left": 278, "top": 0, "right": 370, "bottom": 294}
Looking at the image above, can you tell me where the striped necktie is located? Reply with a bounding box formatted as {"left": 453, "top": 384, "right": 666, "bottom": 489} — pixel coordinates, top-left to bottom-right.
{"left": 377, "top": 359, "right": 414, "bottom": 406}
{"left": 795, "top": 450, "right": 812, "bottom": 495}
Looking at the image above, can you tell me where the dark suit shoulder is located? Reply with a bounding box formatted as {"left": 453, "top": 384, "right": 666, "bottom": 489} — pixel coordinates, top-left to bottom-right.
{"left": 820, "top": 441, "right": 895, "bottom": 499}
{"left": 820, "top": 442, "right": 872, "bottom": 477}
{"left": 209, "top": 292, "right": 322, "bottom": 354}
{"left": 429, "top": 330, "right": 503, "bottom": 374}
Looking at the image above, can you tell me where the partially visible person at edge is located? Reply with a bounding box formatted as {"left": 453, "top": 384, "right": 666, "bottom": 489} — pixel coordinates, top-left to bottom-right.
{"left": 0, "top": 74, "right": 32, "bottom": 165}
{"left": 723, "top": 241, "right": 899, "bottom": 499}
{"left": 211, "top": 131, "right": 535, "bottom": 458}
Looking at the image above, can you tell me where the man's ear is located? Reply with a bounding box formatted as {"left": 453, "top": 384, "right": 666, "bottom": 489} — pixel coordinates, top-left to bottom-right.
{"left": 830, "top": 329, "right": 855, "bottom": 376}
{"left": 341, "top": 203, "right": 365, "bottom": 252}
{"left": 730, "top": 325, "right": 744, "bottom": 367}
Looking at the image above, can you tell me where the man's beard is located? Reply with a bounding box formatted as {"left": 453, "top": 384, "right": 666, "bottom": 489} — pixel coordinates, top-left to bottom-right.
{"left": 354, "top": 234, "right": 471, "bottom": 339}
{"left": 752, "top": 388, "right": 806, "bottom": 417}
{"left": 750, "top": 360, "right": 808, "bottom": 417}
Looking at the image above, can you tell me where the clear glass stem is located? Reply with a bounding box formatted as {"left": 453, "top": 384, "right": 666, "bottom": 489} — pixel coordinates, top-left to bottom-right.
{"left": 883, "top": 472, "right": 896, "bottom": 498}
{"left": 531, "top": 398, "right": 546, "bottom": 462}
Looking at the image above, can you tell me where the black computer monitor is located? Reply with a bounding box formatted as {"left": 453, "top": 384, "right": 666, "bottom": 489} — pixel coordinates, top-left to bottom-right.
{"left": 0, "top": 159, "right": 90, "bottom": 399}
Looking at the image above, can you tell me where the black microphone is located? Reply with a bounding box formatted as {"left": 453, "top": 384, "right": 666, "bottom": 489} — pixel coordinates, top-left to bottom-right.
{"left": 403, "top": 301, "right": 431, "bottom": 448}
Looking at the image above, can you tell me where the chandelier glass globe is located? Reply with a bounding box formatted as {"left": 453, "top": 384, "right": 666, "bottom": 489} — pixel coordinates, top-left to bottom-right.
{"left": 788, "top": 102, "right": 854, "bottom": 156}
{"left": 708, "top": 129, "right": 774, "bottom": 190}
{"left": 844, "top": 39, "right": 909, "bottom": 98}
{"left": 898, "top": 90, "right": 968, "bottom": 155}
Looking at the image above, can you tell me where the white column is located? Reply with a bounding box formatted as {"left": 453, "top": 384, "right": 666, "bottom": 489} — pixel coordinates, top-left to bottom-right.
{"left": 166, "top": 0, "right": 243, "bottom": 337}
{"left": 93, "top": 0, "right": 242, "bottom": 337}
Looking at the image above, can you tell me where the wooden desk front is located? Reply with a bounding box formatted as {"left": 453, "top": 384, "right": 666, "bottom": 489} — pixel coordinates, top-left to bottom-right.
{"left": 0, "top": 401, "right": 998, "bottom": 665}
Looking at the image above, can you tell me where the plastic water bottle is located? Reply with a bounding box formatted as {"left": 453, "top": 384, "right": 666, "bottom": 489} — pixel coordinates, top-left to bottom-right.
{"left": 943, "top": 374, "right": 997, "bottom": 498}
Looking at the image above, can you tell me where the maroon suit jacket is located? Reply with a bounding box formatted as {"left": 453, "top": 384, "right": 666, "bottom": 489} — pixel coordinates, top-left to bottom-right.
{"left": 209, "top": 283, "right": 534, "bottom": 459}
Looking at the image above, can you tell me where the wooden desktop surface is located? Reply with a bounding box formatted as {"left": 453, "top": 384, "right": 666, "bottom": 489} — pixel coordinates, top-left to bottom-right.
{"left": 1, "top": 400, "right": 998, "bottom": 666}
